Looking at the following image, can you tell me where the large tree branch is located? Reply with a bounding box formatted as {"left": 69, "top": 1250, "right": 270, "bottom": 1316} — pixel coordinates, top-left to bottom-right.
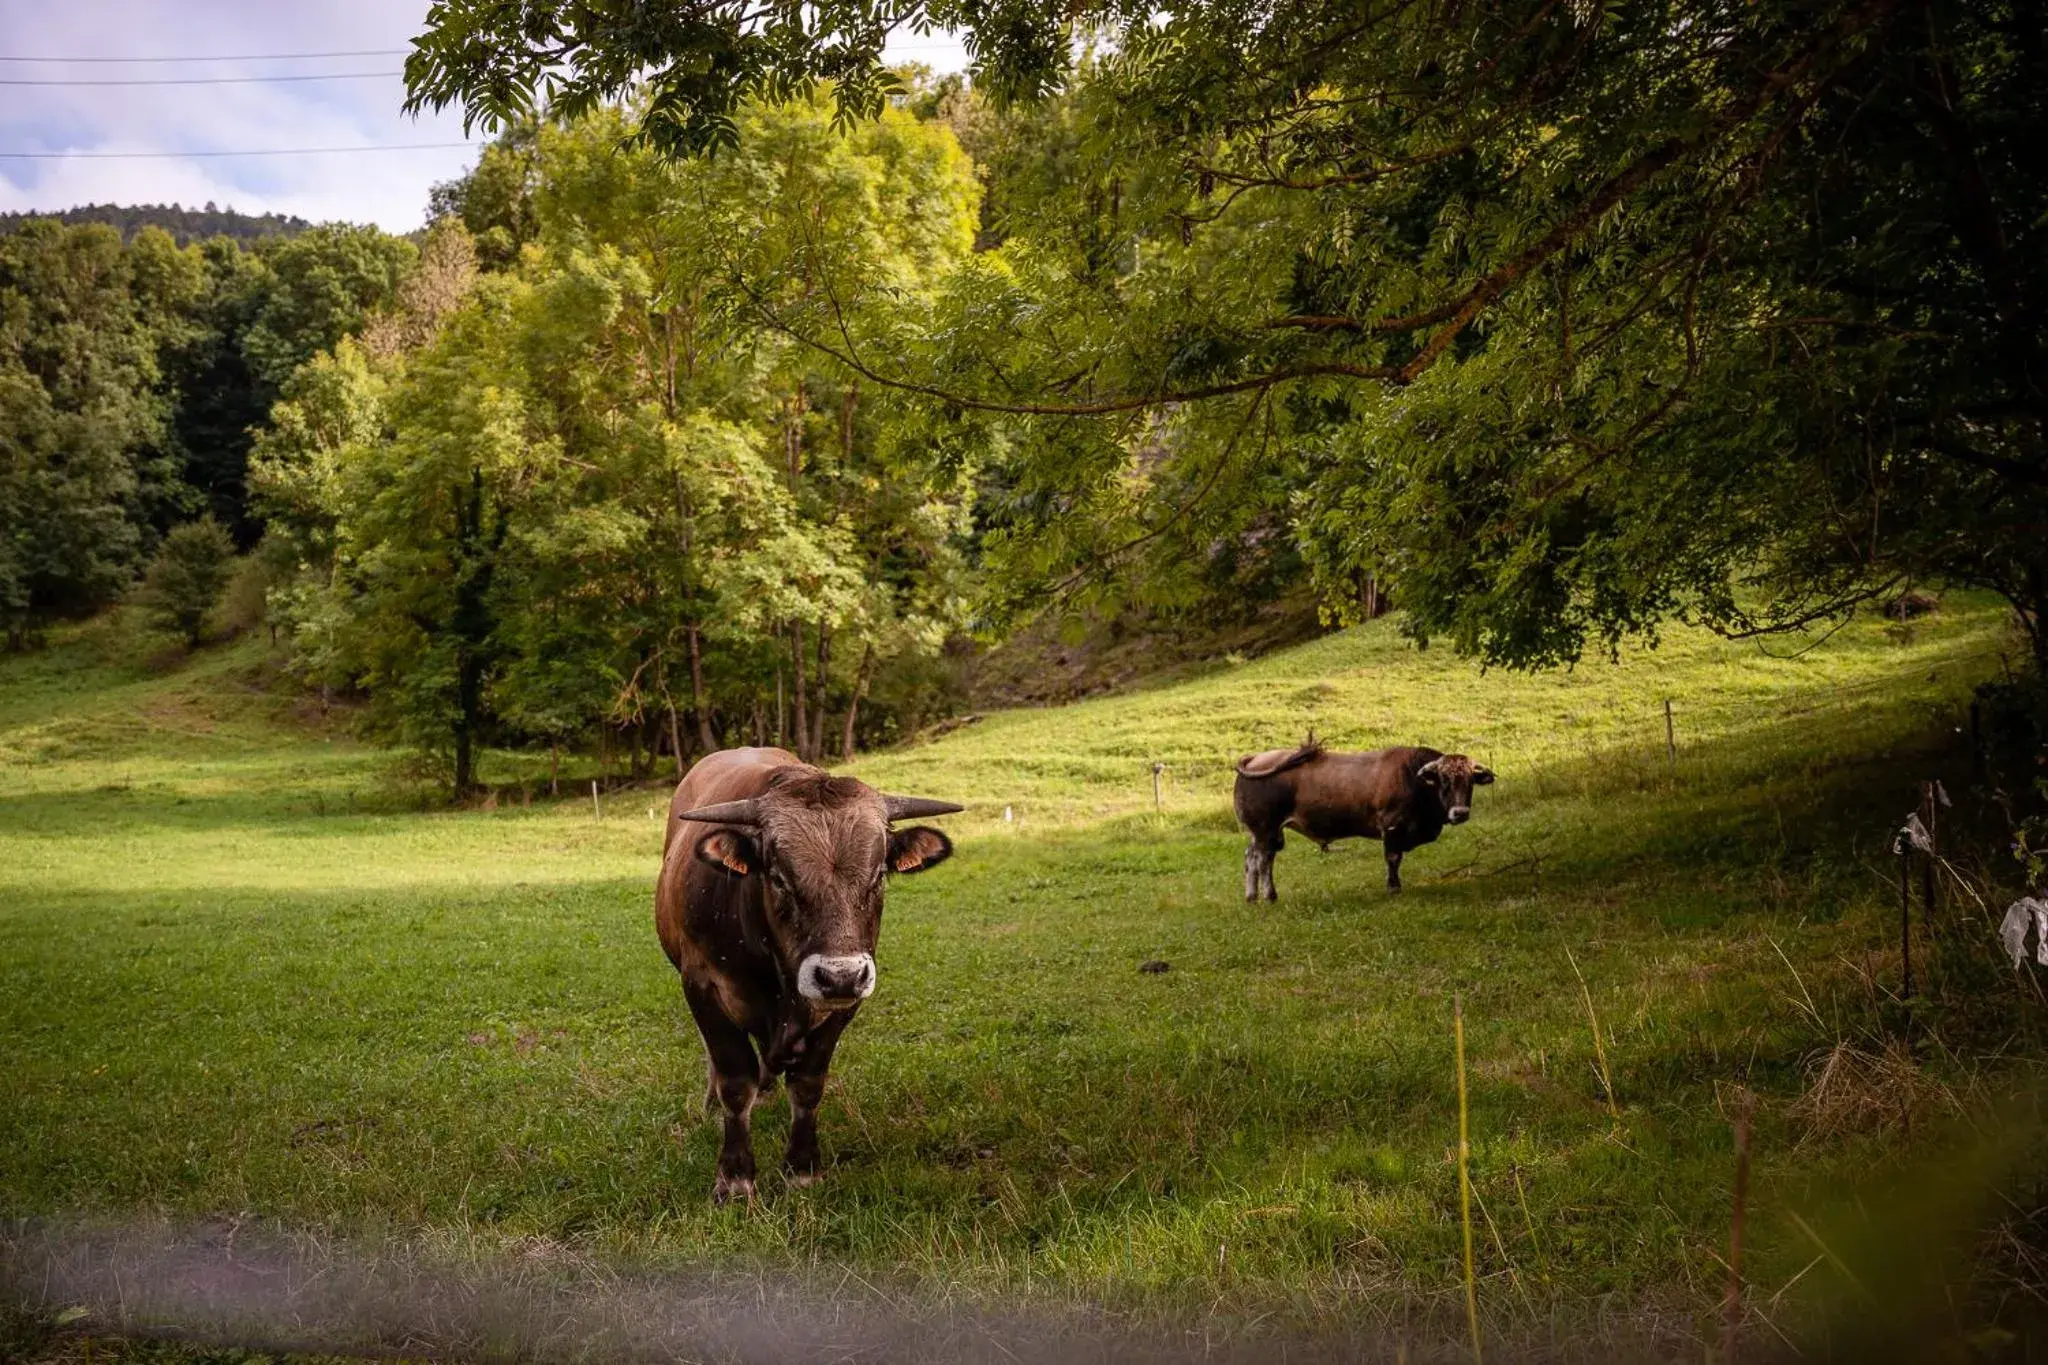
{"left": 1261, "top": 10, "right": 1875, "bottom": 358}
{"left": 1921, "top": 430, "right": 2048, "bottom": 489}
{"left": 735, "top": 5, "right": 1876, "bottom": 418}
{"left": 1043, "top": 386, "right": 1273, "bottom": 598}
{"left": 733, "top": 275, "right": 1401, "bottom": 414}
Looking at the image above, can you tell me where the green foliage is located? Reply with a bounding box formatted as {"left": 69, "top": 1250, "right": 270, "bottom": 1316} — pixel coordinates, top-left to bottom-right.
{"left": 0, "top": 221, "right": 170, "bottom": 645}
{"left": 428, "top": 122, "right": 541, "bottom": 270}
{"left": 153, "top": 236, "right": 275, "bottom": 537}
{"left": 0, "top": 200, "right": 313, "bottom": 246}
{"left": 267, "top": 97, "right": 982, "bottom": 790}
{"left": 405, "top": 0, "right": 981, "bottom": 156}
{"left": 408, "top": 0, "right": 2048, "bottom": 678}
{"left": 135, "top": 517, "right": 235, "bottom": 646}
{"left": 238, "top": 225, "right": 415, "bottom": 393}
{"left": 0, "top": 212, "right": 427, "bottom": 643}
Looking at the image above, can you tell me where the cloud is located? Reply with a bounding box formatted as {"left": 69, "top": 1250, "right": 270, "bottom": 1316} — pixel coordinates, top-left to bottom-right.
{"left": 0, "top": 0, "right": 479, "bottom": 230}
{"left": 0, "top": 2, "right": 968, "bottom": 232}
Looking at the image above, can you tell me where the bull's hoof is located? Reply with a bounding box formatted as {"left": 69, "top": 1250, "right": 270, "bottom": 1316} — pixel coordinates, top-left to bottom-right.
{"left": 1386, "top": 883, "right": 1402, "bottom": 894}
{"left": 712, "top": 1174, "right": 756, "bottom": 1205}
{"left": 785, "top": 1168, "right": 822, "bottom": 1189}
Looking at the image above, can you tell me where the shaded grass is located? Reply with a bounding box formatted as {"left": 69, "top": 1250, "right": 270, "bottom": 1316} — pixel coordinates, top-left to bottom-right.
{"left": 0, "top": 597, "right": 2036, "bottom": 1354}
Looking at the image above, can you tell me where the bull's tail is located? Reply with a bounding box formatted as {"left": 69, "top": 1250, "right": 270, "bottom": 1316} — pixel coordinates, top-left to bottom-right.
{"left": 1234, "top": 736, "right": 1323, "bottom": 780}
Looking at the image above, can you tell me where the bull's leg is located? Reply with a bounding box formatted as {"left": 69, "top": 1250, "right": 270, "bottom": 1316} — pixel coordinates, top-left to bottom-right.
{"left": 780, "top": 1016, "right": 853, "bottom": 1187}
{"left": 1262, "top": 831, "right": 1284, "bottom": 901}
{"left": 1384, "top": 835, "right": 1406, "bottom": 893}
{"left": 1243, "top": 839, "right": 1262, "bottom": 902}
{"left": 684, "top": 980, "right": 762, "bottom": 1204}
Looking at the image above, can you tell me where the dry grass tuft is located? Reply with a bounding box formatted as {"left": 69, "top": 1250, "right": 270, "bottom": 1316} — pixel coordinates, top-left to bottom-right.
{"left": 1790, "top": 1038, "right": 1963, "bottom": 1145}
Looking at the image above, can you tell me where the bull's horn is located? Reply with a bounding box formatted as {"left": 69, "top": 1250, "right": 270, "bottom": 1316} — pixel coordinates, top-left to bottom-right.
{"left": 884, "top": 795, "right": 965, "bottom": 822}
{"left": 1416, "top": 758, "right": 1444, "bottom": 777}
{"left": 675, "top": 799, "right": 762, "bottom": 826}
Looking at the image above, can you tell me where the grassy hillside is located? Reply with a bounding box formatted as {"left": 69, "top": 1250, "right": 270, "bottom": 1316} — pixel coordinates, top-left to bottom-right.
{"left": 1, "top": 599, "right": 2038, "bottom": 1358}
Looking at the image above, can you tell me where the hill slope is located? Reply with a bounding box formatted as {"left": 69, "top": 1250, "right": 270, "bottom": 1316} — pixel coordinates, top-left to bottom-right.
{"left": 0, "top": 202, "right": 313, "bottom": 245}
{"left": 0, "top": 598, "right": 2037, "bottom": 1359}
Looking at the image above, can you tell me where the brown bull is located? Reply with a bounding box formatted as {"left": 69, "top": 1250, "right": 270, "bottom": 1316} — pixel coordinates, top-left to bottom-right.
{"left": 1233, "top": 739, "right": 1493, "bottom": 899}
{"left": 656, "top": 747, "right": 961, "bottom": 1203}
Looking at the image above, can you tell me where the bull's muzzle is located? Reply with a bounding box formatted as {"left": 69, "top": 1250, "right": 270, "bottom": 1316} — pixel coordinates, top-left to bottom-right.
{"left": 797, "top": 953, "right": 876, "bottom": 1007}
{"left": 1447, "top": 806, "right": 1471, "bottom": 824}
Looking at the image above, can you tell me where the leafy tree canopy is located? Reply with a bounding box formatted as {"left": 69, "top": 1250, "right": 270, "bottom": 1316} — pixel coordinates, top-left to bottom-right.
{"left": 1, "top": 212, "right": 425, "bottom": 641}
{"left": 136, "top": 515, "right": 235, "bottom": 645}
{"left": 0, "top": 202, "right": 314, "bottom": 247}
{"left": 408, "top": 0, "right": 2048, "bottom": 673}
{"left": 259, "top": 95, "right": 983, "bottom": 790}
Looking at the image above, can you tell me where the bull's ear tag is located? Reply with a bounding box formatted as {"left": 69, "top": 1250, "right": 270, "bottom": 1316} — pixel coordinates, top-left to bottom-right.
{"left": 887, "top": 826, "right": 953, "bottom": 875}
{"left": 695, "top": 829, "right": 755, "bottom": 877}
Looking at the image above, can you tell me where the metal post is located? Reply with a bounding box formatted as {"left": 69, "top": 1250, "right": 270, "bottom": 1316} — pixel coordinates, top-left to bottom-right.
{"left": 591, "top": 779, "right": 602, "bottom": 821}
{"left": 1152, "top": 762, "right": 1164, "bottom": 813}
{"left": 1664, "top": 699, "right": 1676, "bottom": 771}
{"left": 1898, "top": 841, "right": 1914, "bottom": 1000}
{"left": 1920, "top": 781, "right": 1938, "bottom": 929}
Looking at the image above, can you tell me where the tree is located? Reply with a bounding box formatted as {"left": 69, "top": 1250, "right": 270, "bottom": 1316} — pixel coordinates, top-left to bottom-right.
{"left": 0, "top": 221, "right": 172, "bottom": 645}
{"left": 317, "top": 278, "right": 541, "bottom": 795}
{"left": 240, "top": 225, "right": 415, "bottom": 394}
{"left": 0, "top": 203, "right": 313, "bottom": 246}
{"left": 407, "top": 0, "right": 2048, "bottom": 674}
{"left": 427, "top": 124, "right": 541, "bottom": 270}
{"left": 275, "top": 95, "right": 982, "bottom": 790}
{"left": 136, "top": 516, "right": 234, "bottom": 645}
{"left": 360, "top": 220, "right": 480, "bottom": 358}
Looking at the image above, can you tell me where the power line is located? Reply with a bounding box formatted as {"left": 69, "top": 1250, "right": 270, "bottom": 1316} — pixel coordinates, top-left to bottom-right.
{"left": 0, "top": 44, "right": 962, "bottom": 68}
{"left": 0, "top": 71, "right": 404, "bottom": 87}
{"left": 0, "top": 142, "right": 476, "bottom": 159}
{"left": 0, "top": 49, "right": 409, "bottom": 64}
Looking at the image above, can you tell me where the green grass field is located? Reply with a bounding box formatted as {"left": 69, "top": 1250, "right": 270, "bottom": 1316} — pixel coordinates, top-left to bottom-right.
{"left": 1, "top": 599, "right": 2038, "bottom": 1358}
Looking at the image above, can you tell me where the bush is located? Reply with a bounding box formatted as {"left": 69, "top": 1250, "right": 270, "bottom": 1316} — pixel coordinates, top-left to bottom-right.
{"left": 137, "top": 518, "right": 236, "bottom": 646}
{"left": 210, "top": 533, "right": 297, "bottom": 643}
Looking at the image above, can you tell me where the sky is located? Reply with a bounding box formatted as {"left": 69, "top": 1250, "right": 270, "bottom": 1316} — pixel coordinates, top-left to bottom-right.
{"left": 0, "top": 1, "right": 969, "bottom": 233}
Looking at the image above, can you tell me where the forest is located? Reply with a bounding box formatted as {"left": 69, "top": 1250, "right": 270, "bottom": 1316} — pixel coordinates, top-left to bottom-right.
{"left": 4, "top": 78, "right": 1349, "bottom": 795}
{"left": 0, "top": 202, "right": 316, "bottom": 246}
{"left": 4, "top": 91, "right": 1005, "bottom": 790}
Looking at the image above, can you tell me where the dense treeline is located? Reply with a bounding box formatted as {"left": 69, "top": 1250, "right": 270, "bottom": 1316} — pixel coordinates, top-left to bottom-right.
{"left": 0, "top": 202, "right": 314, "bottom": 246}
{"left": 1, "top": 215, "right": 416, "bottom": 647}
{"left": 252, "top": 97, "right": 982, "bottom": 789}
{"left": 2, "top": 93, "right": 999, "bottom": 791}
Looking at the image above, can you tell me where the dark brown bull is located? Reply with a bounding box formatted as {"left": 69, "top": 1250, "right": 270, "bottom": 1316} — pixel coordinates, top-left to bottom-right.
{"left": 656, "top": 746, "right": 961, "bottom": 1203}
{"left": 1233, "top": 740, "right": 1494, "bottom": 899}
